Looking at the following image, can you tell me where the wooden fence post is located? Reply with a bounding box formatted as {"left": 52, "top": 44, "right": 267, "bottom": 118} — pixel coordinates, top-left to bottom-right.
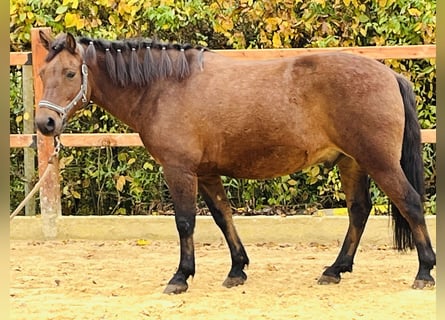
{"left": 22, "top": 64, "right": 36, "bottom": 216}
{"left": 31, "top": 27, "right": 61, "bottom": 238}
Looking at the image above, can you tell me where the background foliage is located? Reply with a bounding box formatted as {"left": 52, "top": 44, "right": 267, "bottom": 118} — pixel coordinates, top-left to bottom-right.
{"left": 10, "top": 0, "right": 436, "bottom": 215}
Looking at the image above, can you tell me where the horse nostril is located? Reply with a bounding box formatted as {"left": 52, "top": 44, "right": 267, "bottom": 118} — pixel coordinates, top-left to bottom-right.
{"left": 46, "top": 117, "right": 55, "bottom": 132}
{"left": 36, "top": 116, "right": 56, "bottom": 135}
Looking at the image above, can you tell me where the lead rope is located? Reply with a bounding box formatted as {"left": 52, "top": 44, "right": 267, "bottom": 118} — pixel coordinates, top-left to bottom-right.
{"left": 10, "top": 136, "right": 62, "bottom": 221}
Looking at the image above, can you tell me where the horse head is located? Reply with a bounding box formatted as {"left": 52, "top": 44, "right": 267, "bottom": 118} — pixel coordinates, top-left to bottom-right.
{"left": 35, "top": 31, "right": 91, "bottom": 136}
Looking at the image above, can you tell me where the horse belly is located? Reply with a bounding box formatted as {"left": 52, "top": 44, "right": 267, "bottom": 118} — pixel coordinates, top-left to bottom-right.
{"left": 203, "top": 145, "right": 339, "bottom": 179}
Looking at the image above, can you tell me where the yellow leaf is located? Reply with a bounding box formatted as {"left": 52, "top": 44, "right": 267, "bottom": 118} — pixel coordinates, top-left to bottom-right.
{"left": 316, "top": 0, "right": 326, "bottom": 7}
{"left": 408, "top": 8, "right": 421, "bottom": 16}
{"left": 82, "top": 109, "right": 92, "bottom": 117}
{"left": 76, "top": 18, "right": 84, "bottom": 30}
{"left": 272, "top": 32, "right": 281, "bottom": 48}
{"left": 127, "top": 158, "right": 136, "bottom": 165}
{"left": 378, "top": 0, "right": 387, "bottom": 7}
{"left": 59, "top": 155, "right": 74, "bottom": 169}
{"left": 136, "top": 239, "right": 151, "bottom": 246}
{"left": 343, "top": 0, "right": 351, "bottom": 6}
{"left": 63, "top": 0, "right": 79, "bottom": 8}
{"left": 72, "top": 191, "right": 81, "bottom": 199}
{"left": 209, "top": 3, "right": 219, "bottom": 11}
{"left": 116, "top": 208, "right": 127, "bottom": 215}
{"left": 23, "top": 112, "right": 30, "bottom": 120}
{"left": 116, "top": 175, "right": 126, "bottom": 191}
{"left": 310, "top": 166, "right": 320, "bottom": 177}
{"left": 108, "top": 15, "right": 115, "bottom": 25}
{"left": 413, "top": 22, "right": 422, "bottom": 32}
{"left": 213, "top": 23, "right": 224, "bottom": 34}
{"left": 221, "top": 18, "right": 234, "bottom": 32}
{"left": 64, "top": 12, "right": 77, "bottom": 28}
{"left": 265, "top": 17, "right": 280, "bottom": 26}
{"left": 97, "top": 0, "right": 110, "bottom": 6}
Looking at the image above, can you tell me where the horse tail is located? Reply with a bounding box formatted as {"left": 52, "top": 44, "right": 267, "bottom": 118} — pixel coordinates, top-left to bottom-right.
{"left": 392, "top": 75, "right": 425, "bottom": 251}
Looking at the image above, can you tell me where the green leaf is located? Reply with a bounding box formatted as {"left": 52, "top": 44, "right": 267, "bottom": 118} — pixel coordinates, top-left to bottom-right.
{"left": 118, "top": 152, "right": 127, "bottom": 162}
{"left": 56, "top": 5, "right": 68, "bottom": 15}
{"left": 143, "top": 162, "right": 154, "bottom": 170}
{"left": 358, "top": 15, "right": 369, "bottom": 23}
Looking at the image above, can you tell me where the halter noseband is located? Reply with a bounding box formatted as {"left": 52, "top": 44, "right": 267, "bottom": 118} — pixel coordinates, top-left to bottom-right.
{"left": 38, "top": 56, "right": 89, "bottom": 125}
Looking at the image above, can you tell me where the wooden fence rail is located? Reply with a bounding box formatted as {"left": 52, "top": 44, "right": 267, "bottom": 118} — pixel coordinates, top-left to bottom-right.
{"left": 9, "top": 130, "right": 437, "bottom": 149}
{"left": 9, "top": 27, "right": 436, "bottom": 239}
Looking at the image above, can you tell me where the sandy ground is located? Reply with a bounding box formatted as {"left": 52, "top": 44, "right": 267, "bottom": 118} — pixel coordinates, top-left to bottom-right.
{"left": 10, "top": 239, "right": 436, "bottom": 320}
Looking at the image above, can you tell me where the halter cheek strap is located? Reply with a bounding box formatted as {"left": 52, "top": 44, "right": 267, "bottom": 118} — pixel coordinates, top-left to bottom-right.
{"left": 38, "top": 45, "right": 90, "bottom": 126}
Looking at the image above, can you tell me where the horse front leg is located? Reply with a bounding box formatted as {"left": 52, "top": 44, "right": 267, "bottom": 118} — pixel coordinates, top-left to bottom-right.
{"left": 162, "top": 168, "right": 198, "bottom": 294}
{"left": 198, "top": 175, "right": 249, "bottom": 288}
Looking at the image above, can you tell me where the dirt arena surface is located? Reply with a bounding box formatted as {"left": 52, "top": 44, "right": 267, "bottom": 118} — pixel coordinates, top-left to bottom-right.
{"left": 10, "top": 239, "right": 436, "bottom": 320}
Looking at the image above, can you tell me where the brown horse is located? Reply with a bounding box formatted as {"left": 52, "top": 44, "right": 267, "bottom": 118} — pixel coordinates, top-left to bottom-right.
{"left": 35, "top": 31, "right": 435, "bottom": 294}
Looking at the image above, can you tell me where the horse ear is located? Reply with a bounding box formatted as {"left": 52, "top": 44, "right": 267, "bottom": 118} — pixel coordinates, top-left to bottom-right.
{"left": 39, "top": 30, "right": 53, "bottom": 51}
{"left": 65, "top": 33, "right": 77, "bottom": 54}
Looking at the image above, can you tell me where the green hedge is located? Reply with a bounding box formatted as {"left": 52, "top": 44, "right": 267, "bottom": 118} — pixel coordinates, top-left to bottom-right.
{"left": 10, "top": 0, "right": 436, "bottom": 215}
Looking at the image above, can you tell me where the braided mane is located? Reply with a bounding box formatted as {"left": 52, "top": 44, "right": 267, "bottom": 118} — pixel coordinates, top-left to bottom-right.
{"left": 45, "top": 34, "right": 208, "bottom": 87}
{"left": 80, "top": 37, "right": 207, "bottom": 87}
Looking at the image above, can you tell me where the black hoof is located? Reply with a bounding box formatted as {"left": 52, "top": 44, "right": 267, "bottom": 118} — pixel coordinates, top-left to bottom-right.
{"left": 412, "top": 279, "right": 435, "bottom": 290}
{"left": 223, "top": 270, "right": 247, "bottom": 288}
{"left": 317, "top": 274, "right": 341, "bottom": 285}
{"left": 163, "top": 282, "right": 188, "bottom": 294}
{"left": 223, "top": 276, "right": 246, "bottom": 288}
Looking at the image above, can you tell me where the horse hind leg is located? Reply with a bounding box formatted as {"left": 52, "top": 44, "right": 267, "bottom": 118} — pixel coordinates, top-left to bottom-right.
{"left": 369, "top": 165, "right": 436, "bottom": 289}
{"left": 198, "top": 175, "right": 249, "bottom": 288}
{"left": 318, "top": 158, "right": 372, "bottom": 285}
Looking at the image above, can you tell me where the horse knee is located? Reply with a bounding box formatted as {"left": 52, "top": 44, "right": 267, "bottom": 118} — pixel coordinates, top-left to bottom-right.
{"left": 350, "top": 199, "right": 371, "bottom": 215}
{"left": 349, "top": 200, "right": 371, "bottom": 227}
{"left": 175, "top": 216, "right": 195, "bottom": 237}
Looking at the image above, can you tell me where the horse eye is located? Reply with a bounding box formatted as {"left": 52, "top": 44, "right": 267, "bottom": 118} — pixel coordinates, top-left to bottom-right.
{"left": 66, "top": 71, "right": 76, "bottom": 79}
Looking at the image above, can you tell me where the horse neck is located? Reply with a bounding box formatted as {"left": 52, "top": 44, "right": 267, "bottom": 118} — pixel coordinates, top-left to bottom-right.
{"left": 86, "top": 47, "right": 203, "bottom": 131}
{"left": 87, "top": 69, "right": 155, "bottom": 131}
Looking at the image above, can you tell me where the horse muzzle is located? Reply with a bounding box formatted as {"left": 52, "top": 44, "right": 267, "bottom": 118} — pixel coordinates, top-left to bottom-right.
{"left": 35, "top": 107, "right": 66, "bottom": 136}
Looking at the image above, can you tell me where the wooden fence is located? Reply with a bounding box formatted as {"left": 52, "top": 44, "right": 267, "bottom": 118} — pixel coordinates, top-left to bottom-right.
{"left": 10, "top": 27, "right": 436, "bottom": 238}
